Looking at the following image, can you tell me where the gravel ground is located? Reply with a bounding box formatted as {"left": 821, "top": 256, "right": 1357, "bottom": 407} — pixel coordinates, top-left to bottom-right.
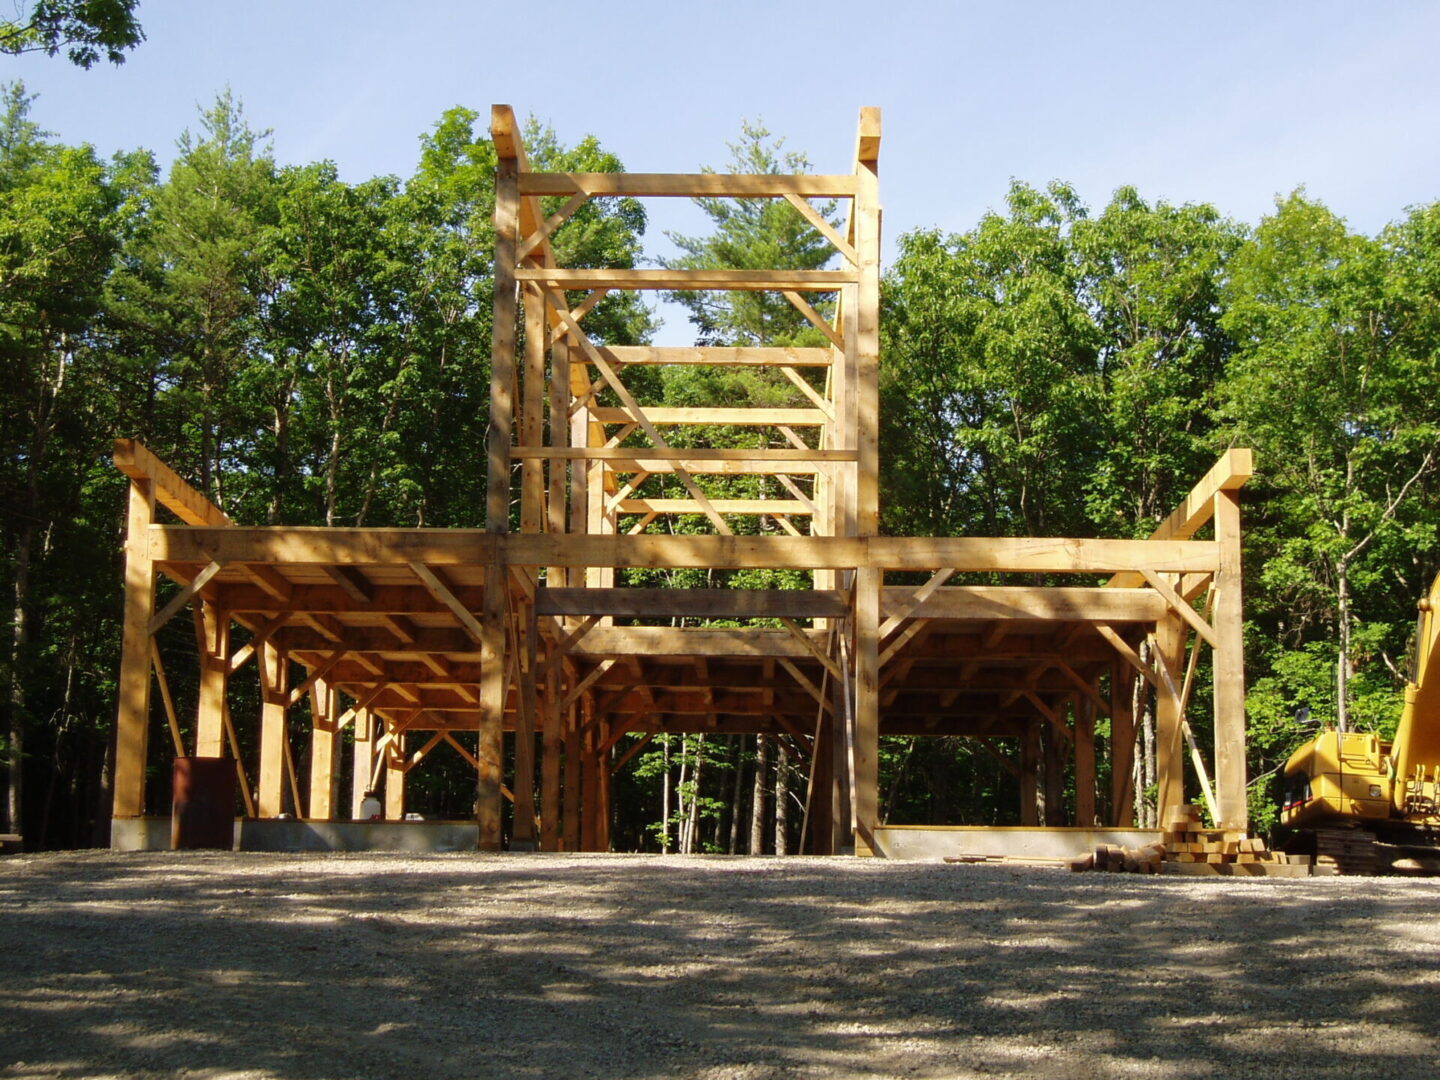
{"left": 2, "top": 851, "right": 1439, "bottom": 1079}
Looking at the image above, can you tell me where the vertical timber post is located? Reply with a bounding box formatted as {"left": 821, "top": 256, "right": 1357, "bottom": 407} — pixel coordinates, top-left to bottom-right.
{"left": 1213, "top": 489, "right": 1248, "bottom": 828}
{"left": 308, "top": 678, "right": 340, "bottom": 820}
{"left": 113, "top": 476, "right": 156, "bottom": 824}
{"left": 850, "top": 107, "right": 882, "bottom": 854}
{"left": 1154, "top": 616, "right": 1187, "bottom": 817}
{"left": 257, "top": 639, "right": 287, "bottom": 818}
{"left": 481, "top": 105, "right": 521, "bottom": 852}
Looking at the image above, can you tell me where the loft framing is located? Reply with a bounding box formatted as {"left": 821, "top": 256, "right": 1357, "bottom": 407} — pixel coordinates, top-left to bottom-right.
{"left": 110, "top": 106, "right": 1253, "bottom": 853}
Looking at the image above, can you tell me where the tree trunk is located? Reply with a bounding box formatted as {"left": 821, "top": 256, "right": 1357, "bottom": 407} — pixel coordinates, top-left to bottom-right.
{"left": 727, "top": 734, "right": 743, "bottom": 855}
{"left": 774, "top": 741, "right": 789, "bottom": 856}
{"left": 6, "top": 520, "right": 33, "bottom": 837}
{"left": 1336, "top": 565, "right": 1352, "bottom": 733}
{"left": 750, "top": 734, "right": 768, "bottom": 854}
{"left": 661, "top": 737, "right": 671, "bottom": 853}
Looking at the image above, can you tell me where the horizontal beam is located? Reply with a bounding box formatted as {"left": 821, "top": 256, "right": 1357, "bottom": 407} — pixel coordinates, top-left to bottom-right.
{"left": 517, "top": 173, "right": 858, "bottom": 198}
{"left": 883, "top": 586, "right": 1167, "bottom": 623}
{"left": 516, "top": 268, "right": 854, "bottom": 291}
{"left": 588, "top": 407, "right": 827, "bottom": 426}
{"left": 601, "top": 346, "right": 832, "bottom": 367}
{"left": 570, "top": 626, "right": 826, "bottom": 659}
{"left": 151, "top": 529, "right": 1221, "bottom": 574}
{"left": 537, "top": 588, "right": 847, "bottom": 619}
{"left": 1108, "top": 449, "right": 1252, "bottom": 588}
{"left": 614, "top": 499, "right": 813, "bottom": 516}
{"left": 114, "top": 439, "right": 231, "bottom": 527}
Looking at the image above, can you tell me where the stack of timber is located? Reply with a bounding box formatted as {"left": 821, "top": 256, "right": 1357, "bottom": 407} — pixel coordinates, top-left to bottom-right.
{"left": 1160, "top": 804, "right": 1311, "bottom": 877}
{"left": 1310, "top": 827, "right": 1379, "bottom": 876}
{"left": 1084, "top": 841, "right": 1167, "bottom": 874}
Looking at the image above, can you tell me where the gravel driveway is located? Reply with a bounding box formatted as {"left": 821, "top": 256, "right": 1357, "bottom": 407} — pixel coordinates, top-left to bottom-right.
{"left": 2, "top": 851, "right": 1438, "bottom": 1079}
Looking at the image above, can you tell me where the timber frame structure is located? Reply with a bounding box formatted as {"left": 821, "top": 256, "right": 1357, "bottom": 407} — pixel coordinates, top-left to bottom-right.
{"left": 111, "top": 106, "right": 1253, "bottom": 854}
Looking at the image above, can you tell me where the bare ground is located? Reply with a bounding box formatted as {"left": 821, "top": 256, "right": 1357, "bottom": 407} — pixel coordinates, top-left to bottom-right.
{"left": 2, "top": 852, "right": 1439, "bottom": 1079}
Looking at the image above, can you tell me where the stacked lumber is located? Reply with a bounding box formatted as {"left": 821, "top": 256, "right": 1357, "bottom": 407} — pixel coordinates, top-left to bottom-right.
{"left": 1159, "top": 805, "right": 1311, "bottom": 877}
{"left": 1310, "top": 827, "right": 1378, "bottom": 876}
{"left": 1086, "top": 841, "right": 1166, "bottom": 874}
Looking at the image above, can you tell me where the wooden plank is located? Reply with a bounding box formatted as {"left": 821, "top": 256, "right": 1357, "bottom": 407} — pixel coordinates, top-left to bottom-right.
{"left": 194, "top": 603, "right": 229, "bottom": 758}
{"left": 587, "top": 407, "right": 827, "bottom": 426}
{"left": 883, "top": 585, "right": 1165, "bottom": 624}
{"left": 614, "top": 498, "right": 813, "bottom": 516}
{"left": 488, "top": 152, "right": 519, "bottom": 535}
{"left": 147, "top": 560, "right": 226, "bottom": 636}
{"left": 149, "top": 641, "right": 185, "bottom": 758}
{"left": 518, "top": 172, "right": 859, "bottom": 198}
{"left": 571, "top": 626, "right": 820, "bottom": 659}
{"left": 408, "top": 562, "right": 485, "bottom": 644}
{"left": 152, "top": 529, "right": 1222, "bottom": 573}
{"left": 853, "top": 114, "right": 881, "bottom": 539}
{"left": 114, "top": 438, "right": 232, "bottom": 527}
{"left": 518, "top": 268, "right": 855, "bottom": 291}
{"left": 536, "top": 587, "right": 847, "bottom": 619}
{"left": 549, "top": 297, "right": 733, "bottom": 535}
{"left": 601, "top": 345, "right": 831, "bottom": 366}
{"left": 783, "top": 192, "right": 858, "bottom": 265}
{"left": 1107, "top": 449, "right": 1253, "bottom": 588}
{"left": 308, "top": 679, "right": 340, "bottom": 819}
{"left": 490, "top": 104, "right": 523, "bottom": 161}
{"left": 878, "top": 568, "right": 955, "bottom": 639}
{"left": 1212, "top": 489, "right": 1248, "bottom": 829}
{"left": 287, "top": 650, "right": 344, "bottom": 708}
{"left": 1140, "top": 569, "right": 1218, "bottom": 649}
{"left": 783, "top": 290, "right": 845, "bottom": 349}
{"left": 257, "top": 639, "right": 287, "bottom": 818}
{"left": 853, "top": 567, "right": 881, "bottom": 854}
{"left": 511, "top": 447, "right": 855, "bottom": 462}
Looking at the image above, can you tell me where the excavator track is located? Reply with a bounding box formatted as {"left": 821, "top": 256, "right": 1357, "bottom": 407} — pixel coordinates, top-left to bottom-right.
{"left": 1311, "top": 827, "right": 1379, "bottom": 875}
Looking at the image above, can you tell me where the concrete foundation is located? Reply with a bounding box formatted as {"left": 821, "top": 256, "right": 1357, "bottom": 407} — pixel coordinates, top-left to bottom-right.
{"left": 873, "top": 825, "right": 1162, "bottom": 860}
{"left": 112, "top": 817, "right": 479, "bottom": 853}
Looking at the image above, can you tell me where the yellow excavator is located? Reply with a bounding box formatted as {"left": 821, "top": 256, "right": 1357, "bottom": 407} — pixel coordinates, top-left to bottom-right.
{"left": 1280, "top": 570, "right": 1440, "bottom": 873}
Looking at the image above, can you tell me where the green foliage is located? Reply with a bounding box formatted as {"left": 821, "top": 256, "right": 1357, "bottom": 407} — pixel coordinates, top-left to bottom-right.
{"left": 0, "top": 0, "right": 142, "bottom": 67}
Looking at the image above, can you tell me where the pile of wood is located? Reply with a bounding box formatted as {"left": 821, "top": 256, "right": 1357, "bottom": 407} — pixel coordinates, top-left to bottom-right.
{"left": 1158, "top": 805, "right": 1310, "bottom": 877}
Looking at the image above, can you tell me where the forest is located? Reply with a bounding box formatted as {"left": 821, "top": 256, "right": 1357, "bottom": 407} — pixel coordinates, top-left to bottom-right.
{"left": 3, "top": 82, "right": 1439, "bottom": 851}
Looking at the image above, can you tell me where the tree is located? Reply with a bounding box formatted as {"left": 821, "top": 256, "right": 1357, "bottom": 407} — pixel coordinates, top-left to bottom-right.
{"left": 880, "top": 181, "right": 1099, "bottom": 538}
{"left": 0, "top": 0, "right": 142, "bottom": 67}
{"left": 0, "top": 81, "right": 143, "bottom": 836}
{"left": 1220, "top": 192, "right": 1440, "bottom": 731}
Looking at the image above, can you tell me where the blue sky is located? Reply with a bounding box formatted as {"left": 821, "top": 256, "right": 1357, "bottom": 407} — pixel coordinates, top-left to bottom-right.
{"left": 8, "top": 0, "right": 1440, "bottom": 342}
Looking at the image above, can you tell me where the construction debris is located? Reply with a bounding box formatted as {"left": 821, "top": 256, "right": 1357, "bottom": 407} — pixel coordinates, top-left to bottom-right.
{"left": 1058, "top": 805, "right": 1315, "bottom": 877}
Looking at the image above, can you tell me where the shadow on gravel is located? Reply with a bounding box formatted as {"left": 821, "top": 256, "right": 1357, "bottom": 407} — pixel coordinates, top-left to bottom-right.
{"left": 2, "top": 853, "right": 1439, "bottom": 1079}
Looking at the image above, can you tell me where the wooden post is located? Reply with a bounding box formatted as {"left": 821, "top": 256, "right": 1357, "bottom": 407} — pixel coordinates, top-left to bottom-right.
{"left": 257, "top": 639, "right": 287, "bottom": 818}
{"left": 853, "top": 107, "right": 881, "bottom": 539}
{"left": 1213, "top": 490, "right": 1248, "bottom": 828}
{"left": 113, "top": 478, "right": 156, "bottom": 820}
{"left": 351, "top": 707, "right": 374, "bottom": 819}
{"left": 194, "top": 602, "right": 229, "bottom": 759}
{"left": 1109, "top": 661, "right": 1136, "bottom": 826}
{"left": 1043, "top": 707, "right": 1065, "bottom": 826}
{"left": 1074, "top": 693, "right": 1097, "bottom": 827}
{"left": 563, "top": 675, "right": 581, "bottom": 852}
{"left": 852, "top": 566, "right": 880, "bottom": 855}
{"left": 810, "top": 711, "right": 835, "bottom": 855}
{"left": 479, "top": 113, "right": 519, "bottom": 852}
{"left": 541, "top": 651, "right": 562, "bottom": 850}
{"left": 308, "top": 678, "right": 340, "bottom": 820}
{"left": 385, "top": 730, "right": 406, "bottom": 820}
{"left": 597, "top": 718, "right": 612, "bottom": 851}
{"left": 1019, "top": 723, "right": 1040, "bottom": 826}
{"left": 478, "top": 576, "right": 507, "bottom": 850}
{"left": 510, "top": 597, "right": 538, "bottom": 850}
{"left": 580, "top": 695, "right": 598, "bottom": 851}
{"left": 1155, "top": 616, "right": 1187, "bottom": 817}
